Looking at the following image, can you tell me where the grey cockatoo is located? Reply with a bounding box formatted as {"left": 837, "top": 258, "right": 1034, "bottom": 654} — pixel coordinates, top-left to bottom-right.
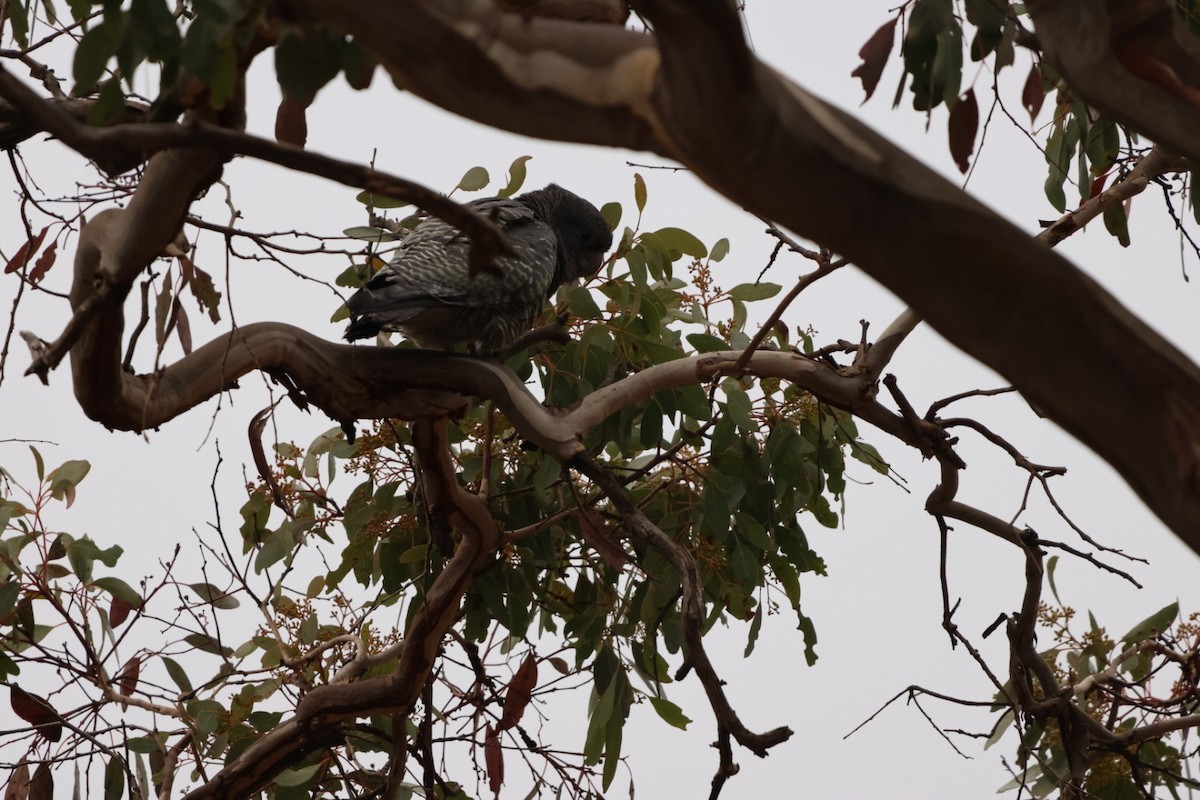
{"left": 344, "top": 184, "right": 612, "bottom": 354}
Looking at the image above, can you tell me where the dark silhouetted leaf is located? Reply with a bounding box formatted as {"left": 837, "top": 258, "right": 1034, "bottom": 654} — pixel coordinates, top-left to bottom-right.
{"left": 28, "top": 762, "right": 51, "bottom": 800}
{"left": 852, "top": 17, "right": 897, "bottom": 100}
{"left": 10, "top": 687, "right": 63, "bottom": 742}
{"left": 948, "top": 88, "right": 979, "bottom": 173}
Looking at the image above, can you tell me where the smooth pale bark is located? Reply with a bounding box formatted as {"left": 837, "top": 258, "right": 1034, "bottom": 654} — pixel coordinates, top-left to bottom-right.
{"left": 285, "top": 0, "right": 1200, "bottom": 552}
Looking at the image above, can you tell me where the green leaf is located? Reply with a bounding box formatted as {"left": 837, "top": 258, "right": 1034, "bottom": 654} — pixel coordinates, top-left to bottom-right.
{"left": 5, "top": 0, "right": 29, "bottom": 47}
{"left": 633, "top": 173, "right": 647, "bottom": 213}
{"left": 654, "top": 227, "right": 707, "bottom": 258}
{"left": 74, "top": 20, "right": 122, "bottom": 94}
{"left": 189, "top": 582, "right": 240, "bottom": 610}
{"left": 254, "top": 527, "right": 295, "bottom": 573}
{"left": 0, "top": 580, "right": 20, "bottom": 619}
{"left": 162, "top": 656, "right": 193, "bottom": 693}
{"left": 30, "top": 445, "right": 44, "bottom": 481}
{"left": 1121, "top": 601, "right": 1178, "bottom": 646}
{"left": 685, "top": 333, "right": 727, "bottom": 354}
{"left": 91, "top": 577, "right": 141, "bottom": 607}
{"left": 47, "top": 459, "right": 90, "bottom": 507}
{"left": 104, "top": 755, "right": 125, "bottom": 800}
{"left": 276, "top": 764, "right": 321, "bottom": 788}
{"left": 709, "top": 237, "right": 730, "bottom": 262}
{"left": 275, "top": 28, "right": 344, "bottom": 103}
{"left": 341, "top": 37, "right": 377, "bottom": 90}
{"left": 342, "top": 225, "right": 398, "bottom": 243}
{"left": 498, "top": 155, "right": 531, "bottom": 198}
{"left": 355, "top": 189, "right": 410, "bottom": 209}
{"left": 1103, "top": 201, "right": 1131, "bottom": 247}
{"left": 600, "top": 202, "right": 622, "bottom": 231}
{"left": 727, "top": 282, "right": 782, "bottom": 302}
{"left": 457, "top": 165, "right": 490, "bottom": 192}
{"left": 184, "top": 632, "right": 231, "bottom": 657}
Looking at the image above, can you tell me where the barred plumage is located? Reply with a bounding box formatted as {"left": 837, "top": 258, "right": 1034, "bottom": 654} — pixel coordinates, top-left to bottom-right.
{"left": 344, "top": 184, "right": 612, "bottom": 354}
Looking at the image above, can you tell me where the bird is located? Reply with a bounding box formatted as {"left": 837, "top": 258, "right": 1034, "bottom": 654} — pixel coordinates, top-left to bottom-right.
{"left": 344, "top": 184, "right": 613, "bottom": 354}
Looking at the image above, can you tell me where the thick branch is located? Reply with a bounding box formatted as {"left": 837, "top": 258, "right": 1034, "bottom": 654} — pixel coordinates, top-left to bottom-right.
{"left": 1028, "top": 0, "right": 1200, "bottom": 165}
{"left": 184, "top": 418, "right": 502, "bottom": 799}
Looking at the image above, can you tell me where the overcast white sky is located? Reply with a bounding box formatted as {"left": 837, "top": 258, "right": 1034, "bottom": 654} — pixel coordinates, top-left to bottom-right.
{"left": 3, "top": 4, "right": 1200, "bottom": 798}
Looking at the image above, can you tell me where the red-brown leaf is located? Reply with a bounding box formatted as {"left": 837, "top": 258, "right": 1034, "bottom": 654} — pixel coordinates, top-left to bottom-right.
{"left": 580, "top": 509, "right": 630, "bottom": 569}
{"left": 1090, "top": 171, "right": 1110, "bottom": 200}
{"left": 948, "top": 89, "right": 979, "bottom": 173}
{"left": 10, "top": 687, "right": 63, "bottom": 742}
{"left": 1022, "top": 63, "right": 1046, "bottom": 124}
{"left": 275, "top": 91, "right": 310, "bottom": 148}
{"left": 547, "top": 656, "right": 570, "bottom": 675}
{"left": 484, "top": 724, "right": 503, "bottom": 798}
{"left": 28, "top": 763, "right": 51, "bottom": 800}
{"left": 29, "top": 241, "right": 57, "bottom": 283}
{"left": 109, "top": 596, "right": 133, "bottom": 627}
{"left": 117, "top": 655, "right": 141, "bottom": 709}
{"left": 4, "top": 226, "right": 49, "bottom": 274}
{"left": 851, "top": 17, "right": 898, "bottom": 102}
{"left": 499, "top": 653, "right": 538, "bottom": 731}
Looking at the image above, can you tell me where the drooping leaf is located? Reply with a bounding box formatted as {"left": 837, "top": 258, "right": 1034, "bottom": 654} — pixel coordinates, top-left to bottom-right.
{"left": 108, "top": 596, "right": 134, "bottom": 628}
{"left": 485, "top": 724, "right": 504, "bottom": 796}
{"left": 29, "top": 241, "right": 58, "bottom": 283}
{"left": 91, "top": 577, "right": 142, "bottom": 607}
{"left": 274, "top": 91, "right": 310, "bottom": 147}
{"left": 10, "top": 687, "right": 63, "bottom": 742}
{"left": 851, "top": 17, "right": 898, "bottom": 101}
{"left": 5, "top": 226, "right": 48, "bottom": 274}
{"left": 948, "top": 88, "right": 978, "bottom": 173}
{"left": 116, "top": 656, "right": 141, "bottom": 708}
{"left": 500, "top": 654, "right": 538, "bottom": 731}
{"left": 1022, "top": 62, "right": 1046, "bottom": 125}
{"left": 1100, "top": 198, "right": 1131, "bottom": 248}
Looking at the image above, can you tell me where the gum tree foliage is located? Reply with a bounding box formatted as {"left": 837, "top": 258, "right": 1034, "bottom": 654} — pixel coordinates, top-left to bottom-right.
{"left": 1, "top": 2, "right": 1200, "bottom": 800}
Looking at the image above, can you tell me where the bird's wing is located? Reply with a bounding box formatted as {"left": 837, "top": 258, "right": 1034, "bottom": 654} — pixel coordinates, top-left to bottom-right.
{"left": 349, "top": 198, "right": 557, "bottom": 315}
